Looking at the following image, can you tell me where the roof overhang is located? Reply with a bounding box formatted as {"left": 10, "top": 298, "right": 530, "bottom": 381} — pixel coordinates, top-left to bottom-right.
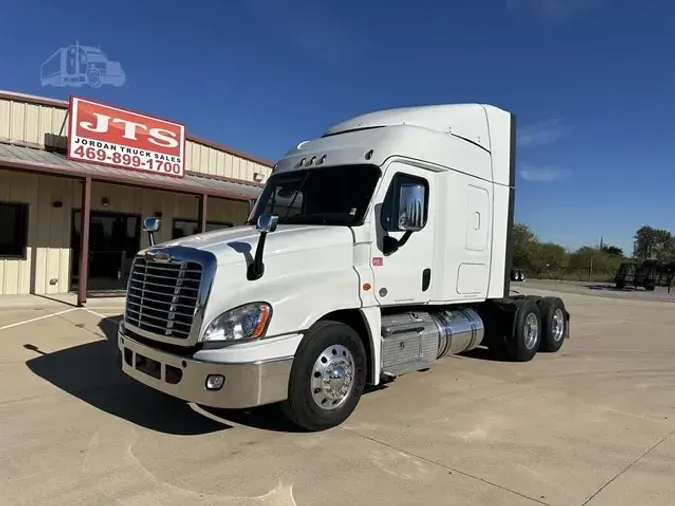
{"left": 0, "top": 142, "right": 262, "bottom": 202}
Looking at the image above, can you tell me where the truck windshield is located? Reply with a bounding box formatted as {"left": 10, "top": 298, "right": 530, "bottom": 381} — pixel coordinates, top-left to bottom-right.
{"left": 249, "top": 164, "right": 381, "bottom": 226}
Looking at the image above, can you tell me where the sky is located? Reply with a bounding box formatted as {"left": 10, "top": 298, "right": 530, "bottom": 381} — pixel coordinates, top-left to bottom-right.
{"left": 1, "top": 0, "right": 674, "bottom": 254}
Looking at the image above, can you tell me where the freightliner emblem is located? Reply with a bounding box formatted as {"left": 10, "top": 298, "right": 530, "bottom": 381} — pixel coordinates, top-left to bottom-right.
{"left": 144, "top": 251, "right": 172, "bottom": 263}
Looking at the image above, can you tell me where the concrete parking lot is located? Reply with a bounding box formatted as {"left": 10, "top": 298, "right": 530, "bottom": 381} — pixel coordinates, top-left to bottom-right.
{"left": 1, "top": 287, "right": 674, "bottom": 506}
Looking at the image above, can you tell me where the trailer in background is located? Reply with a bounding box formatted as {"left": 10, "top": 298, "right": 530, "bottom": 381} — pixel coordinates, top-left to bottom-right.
{"left": 614, "top": 259, "right": 675, "bottom": 291}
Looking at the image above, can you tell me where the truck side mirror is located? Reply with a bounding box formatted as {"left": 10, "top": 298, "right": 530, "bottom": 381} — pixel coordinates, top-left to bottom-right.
{"left": 143, "top": 217, "right": 161, "bottom": 247}
{"left": 248, "top": 214, "right": 279, "bottom": 281}
{"left": 396, "top": 183, "right": 426, "bottom": 232}
{"left": 256, "top": 214, "right": 278, "bottom": 234}
{"left": 143, "top": 217, "right": 161, "bottom": 233}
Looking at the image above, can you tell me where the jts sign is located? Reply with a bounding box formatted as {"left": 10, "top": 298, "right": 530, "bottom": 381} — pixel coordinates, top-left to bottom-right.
{"left": 67, "top": 96, "right": 186, "bottom": 177}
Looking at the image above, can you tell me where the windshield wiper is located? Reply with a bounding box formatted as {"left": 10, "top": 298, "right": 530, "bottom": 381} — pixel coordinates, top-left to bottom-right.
{"left": 283, "top": 174, "right": 309, "bottom": 220}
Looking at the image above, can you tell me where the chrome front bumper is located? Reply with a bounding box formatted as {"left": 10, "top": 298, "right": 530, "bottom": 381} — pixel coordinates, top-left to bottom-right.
{"left": 118, "top": 332, "right": 293, "bottom": 409}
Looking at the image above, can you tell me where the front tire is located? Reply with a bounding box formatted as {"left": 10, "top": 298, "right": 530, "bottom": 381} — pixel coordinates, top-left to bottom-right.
{"left": 281, "top": 320, "right": 367, "bottom": 431}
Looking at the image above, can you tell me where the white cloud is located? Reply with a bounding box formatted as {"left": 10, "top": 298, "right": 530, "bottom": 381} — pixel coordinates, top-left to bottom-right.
{"left": 518, "top": 164, "right": 571, "bottom": 182}
{"left": 506, "top": 0, "right": 607, "bottom": 21}
{"left": 517, "top": 118, "right": 567, "bottom": 147}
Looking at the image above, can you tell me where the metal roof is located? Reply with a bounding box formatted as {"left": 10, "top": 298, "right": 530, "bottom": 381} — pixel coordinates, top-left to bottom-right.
{"left": 0, "top": 142, "right": 262, "bottom": 202}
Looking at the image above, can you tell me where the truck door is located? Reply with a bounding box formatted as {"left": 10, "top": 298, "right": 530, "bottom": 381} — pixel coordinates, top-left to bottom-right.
{"left": 371, "top": 163, "right": 435, "bottom": 305}
{"left": 457, "top": 182, "right": 491, "bottom": 296}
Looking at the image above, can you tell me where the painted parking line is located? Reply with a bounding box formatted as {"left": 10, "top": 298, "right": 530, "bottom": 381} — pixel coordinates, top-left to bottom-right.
{"left": 83, "top": 309, "right": 122, "bottom": 333}
{"left": 0, "top": 308, "right": 78, "bottom": 331}
{"left": 83, "top": 308, "right": 115, "bottom": 319}
{"left": 84, "top": 307, "right": 124, "bottom": 315}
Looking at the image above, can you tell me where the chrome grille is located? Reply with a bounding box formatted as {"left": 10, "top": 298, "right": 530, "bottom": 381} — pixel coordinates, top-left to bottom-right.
{"left": 125, "top": 258, "right": 203, "bottom": 339}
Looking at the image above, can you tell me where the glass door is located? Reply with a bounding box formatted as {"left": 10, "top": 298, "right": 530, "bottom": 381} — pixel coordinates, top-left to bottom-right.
{"left": 70, "top": 211, "right": 141, "bottom": 292}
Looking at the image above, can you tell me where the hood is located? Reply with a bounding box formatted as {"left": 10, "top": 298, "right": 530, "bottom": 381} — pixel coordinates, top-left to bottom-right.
{"left": 155, "top": 224, "right": 354, "bottom": 264}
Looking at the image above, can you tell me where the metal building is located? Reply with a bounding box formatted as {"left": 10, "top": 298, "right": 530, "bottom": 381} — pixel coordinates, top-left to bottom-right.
{"left": 0, "top": 90, "right": 271, "bottom": 305}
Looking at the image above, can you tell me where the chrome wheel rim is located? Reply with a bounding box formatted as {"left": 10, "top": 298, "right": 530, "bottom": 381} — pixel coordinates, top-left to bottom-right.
{"left": 524, "top": 312, "right": 539, "bottom": 349}
{"left": 311, "top": 344, "right": 355, "bottom": 410}
{"left": 552, "top": 308, "right": 565, "bottom": 342}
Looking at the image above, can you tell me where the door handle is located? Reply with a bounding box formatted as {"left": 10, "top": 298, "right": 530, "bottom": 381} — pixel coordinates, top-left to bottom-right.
{"left": 422, "top": 268, "right": 431, "bottom": 292}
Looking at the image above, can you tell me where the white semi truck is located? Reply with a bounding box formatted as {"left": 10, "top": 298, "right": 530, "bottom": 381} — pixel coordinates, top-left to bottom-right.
{"left": 117, "top": 104, "right": 570, "bottom": 431}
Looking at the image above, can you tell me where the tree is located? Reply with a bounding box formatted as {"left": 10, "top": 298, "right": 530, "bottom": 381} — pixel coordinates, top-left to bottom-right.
{"left": 569, "top": 246, "right": 595, "bottom": 269}
{"left": 513, "top": 223, "right": 537, "bottom": 250}
{"left": 602, "top": 245, "right": 623, "bottom": 257}
{"left": 633, "top": 226, "right": 672, "bottom": 260}
{"left": 662, "top": 238, "right": 675, "bottom": 262}
{"left": 508, "top": 222, "right": 675, "bottom": 282}
{"left": 538, "top": 242, "right": 568, "bottom": 273}
{"left": 512, "top": 224, "right": 571, "bottom": 275}
{"left": 569, "top": 246, "right": 622, "bottom": 277}
{"left": 512, "top": 223, "right": 541, "bottom": 271}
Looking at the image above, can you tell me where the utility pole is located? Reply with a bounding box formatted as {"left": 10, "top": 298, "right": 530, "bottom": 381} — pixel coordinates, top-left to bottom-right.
{"left": 589, "top": 255, "right": 593, "bottom": 283}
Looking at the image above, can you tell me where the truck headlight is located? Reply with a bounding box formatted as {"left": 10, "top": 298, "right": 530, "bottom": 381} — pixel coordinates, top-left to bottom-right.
{"left": 201, "top": 302, "right": 272, "bottom": 344}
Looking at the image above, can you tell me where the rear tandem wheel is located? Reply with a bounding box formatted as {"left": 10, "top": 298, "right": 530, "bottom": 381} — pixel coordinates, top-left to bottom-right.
{"left": 488, "top": 298, "right": 542, "bottom": 362}
{"left": 537, "top": 296, "right": 568, "bottom": 353}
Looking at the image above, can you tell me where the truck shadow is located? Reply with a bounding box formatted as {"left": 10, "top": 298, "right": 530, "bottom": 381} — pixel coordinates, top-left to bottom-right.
{"left": 587, "top": 284, "right": 672, "bottom": 295}
{"left": 200, "top": 405, "right": 303, "bottom": 433}
{"left": 25, "top": 316, "right": 368, "bottom": 434}
{"left": 460, "top": 347, "right": 514, "bottom": 362}
{"left": 24, "top": 315, "right": 231, "bottom": 436}
{"left": 200, "top": 383, "right": 389, "bottom": 433}
{"left": 586, "top": 283, "right": 635, "bottom": 292}
{"left": 22, "top": 315, "right": 447, "bottom": 434}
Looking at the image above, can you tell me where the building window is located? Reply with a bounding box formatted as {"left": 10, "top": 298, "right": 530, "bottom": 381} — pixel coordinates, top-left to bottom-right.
{"left": 172, "top": 219, "right": 233, "bottom": 239}
{"left": 0, "top": 202, "right": 29, "bottom": 259}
